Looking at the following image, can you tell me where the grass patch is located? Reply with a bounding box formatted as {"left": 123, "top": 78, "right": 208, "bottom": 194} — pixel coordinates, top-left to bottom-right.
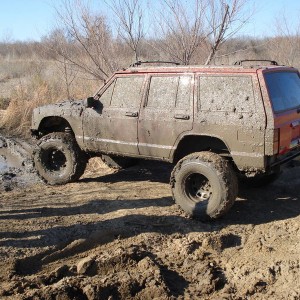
{"left": 0, "top": 59, "right": 46, "bottom": 80}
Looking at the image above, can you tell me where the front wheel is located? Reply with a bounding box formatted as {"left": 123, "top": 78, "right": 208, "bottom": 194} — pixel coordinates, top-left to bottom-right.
{"left": 170, "top": 152, "right": 238, "bottom": 220}
{"left": 33, "top": 132, "right": 87, "bottom": 185}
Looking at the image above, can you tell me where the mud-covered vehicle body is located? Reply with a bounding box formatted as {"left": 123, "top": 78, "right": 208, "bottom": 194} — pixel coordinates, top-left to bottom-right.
{"left": 31, "top": 61, "right": 300, "bottom": 219}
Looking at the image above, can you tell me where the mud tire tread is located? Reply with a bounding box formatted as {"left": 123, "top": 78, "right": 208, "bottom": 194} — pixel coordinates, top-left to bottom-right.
{"left": 33, "top": 132, "right": 87, "bottom": 185}
{"left": 170, "top": 151, "right": 238, "bottom": 220}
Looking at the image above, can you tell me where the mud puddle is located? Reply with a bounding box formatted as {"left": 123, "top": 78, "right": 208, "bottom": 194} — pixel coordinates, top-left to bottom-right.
{"left": 0, "top": 156, "right": 8, "bottom": 171}
{"left": 0, "top": 135, "right": 38, "bottom": 191}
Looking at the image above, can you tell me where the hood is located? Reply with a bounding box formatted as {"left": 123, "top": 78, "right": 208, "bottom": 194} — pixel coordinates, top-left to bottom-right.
{"left": 37, "top": 99, "right": 86, "bottom": 114}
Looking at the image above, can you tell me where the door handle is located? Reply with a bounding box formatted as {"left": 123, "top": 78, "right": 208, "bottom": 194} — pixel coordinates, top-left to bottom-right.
{"left": 174, "top": 114, "right": 190, "bottom": 120}
{"left": 125, "top": 111, "right": 138, "bottom": 117}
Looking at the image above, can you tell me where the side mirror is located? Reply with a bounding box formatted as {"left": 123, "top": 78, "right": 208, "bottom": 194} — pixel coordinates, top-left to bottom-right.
{"left": 84, "top": 97, "right": 97, "bottom": 108}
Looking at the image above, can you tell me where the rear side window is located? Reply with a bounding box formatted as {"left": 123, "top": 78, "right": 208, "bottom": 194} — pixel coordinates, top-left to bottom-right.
{"left": 264, "top": 72, "right": 300, "bottom": 113}
{"left": 198, "top": 76, "right": 255, "bottom": 112}
{"left": 147, "top": 75, "right": 192, "bottom": 109}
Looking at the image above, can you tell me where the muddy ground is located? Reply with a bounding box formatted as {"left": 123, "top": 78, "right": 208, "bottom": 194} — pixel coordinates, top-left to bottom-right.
{"left": 0, "top": 135, "right": 299, "bottom": 300}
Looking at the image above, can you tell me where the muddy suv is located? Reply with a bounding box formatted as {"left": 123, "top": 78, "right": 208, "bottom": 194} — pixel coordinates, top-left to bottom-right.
{"left": 31, "top": 60, "right": 300, "bottom": 219}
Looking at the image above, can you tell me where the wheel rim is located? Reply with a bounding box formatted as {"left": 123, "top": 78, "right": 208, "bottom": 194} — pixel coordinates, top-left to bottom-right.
{"left": 42, "top": 148, "right": 67, "bottom": 171}
{"left": 184, "top": 173, "right": 212, "bottom": 203}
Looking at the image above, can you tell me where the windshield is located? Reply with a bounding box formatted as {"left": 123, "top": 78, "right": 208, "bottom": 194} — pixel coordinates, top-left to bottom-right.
{"left": 264, "top": 71, "right": 300, "bottom": 113}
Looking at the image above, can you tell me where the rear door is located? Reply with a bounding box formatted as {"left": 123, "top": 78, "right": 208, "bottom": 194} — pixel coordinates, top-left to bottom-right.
{"left": 138, "top": 74, "right": 194, "bottom": 159}
{"left": 263, "top": 70, "right": 300, "bottom": 154}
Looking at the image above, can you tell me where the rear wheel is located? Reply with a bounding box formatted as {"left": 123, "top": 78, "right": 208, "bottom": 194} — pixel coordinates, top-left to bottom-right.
{"left": 33, "top": 132, "right": 87, "bottom": 185}
{"left": 170, "top": 152, "right": 238, "bottom": 220}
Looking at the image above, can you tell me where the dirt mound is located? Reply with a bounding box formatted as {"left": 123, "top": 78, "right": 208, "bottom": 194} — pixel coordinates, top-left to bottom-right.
{"left": 1, "top": 227, "right": 299, "bottom": 299}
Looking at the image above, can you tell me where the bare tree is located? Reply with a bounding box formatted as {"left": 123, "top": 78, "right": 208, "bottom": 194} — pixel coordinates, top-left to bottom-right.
{"left": 204, "top": 0, "right": 253, "bottom": 65}
{"left": 210, "top": 37, "right": 270, "bottom": 65}
{"left": 43, "top": 0, "right": 254, "bottom": 77}
{"left": 0, "top": 29, "right": 15, "bottom": 60}
{"left": 105, "top": 0, "right": 144, "bottom": 62}
{"left": 266, "top": 14, "right": 300, "bottom": 67}
{"left": 152, "top": 0, "right": 207, "bottom": 65}
{"left": 48, "top": 0, "right": 119, "bottom": 81}
{"left": 153, "top": 0, "right": 253, "bottom": 65}
{"left": 57, "top": 57, "right": 79, "bottom": 99}
{"left": 0, "top": 29, "right": 14, "bottom": 44}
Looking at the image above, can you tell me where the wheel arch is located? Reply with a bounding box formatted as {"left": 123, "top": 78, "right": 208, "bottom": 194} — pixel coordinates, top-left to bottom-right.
{"left": 172, "top": 134, "right": 232, "bottom": 163}
{"left": 34, "top": 116, "right": 74, "bottom": 138}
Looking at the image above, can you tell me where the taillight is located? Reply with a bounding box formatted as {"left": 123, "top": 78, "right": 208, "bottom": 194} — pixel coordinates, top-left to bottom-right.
{"left": 273, "top": 128, "right": 279, "bottom": 155}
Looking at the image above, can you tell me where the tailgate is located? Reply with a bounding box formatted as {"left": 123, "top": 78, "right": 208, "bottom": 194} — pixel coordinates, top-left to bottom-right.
{"left": 264, "top": 71, "right": 300, "bottom": 154}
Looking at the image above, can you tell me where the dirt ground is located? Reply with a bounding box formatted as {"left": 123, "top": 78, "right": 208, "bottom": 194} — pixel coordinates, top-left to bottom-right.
{"left": 0, "top": 135, "right": 299, "bottom": 300}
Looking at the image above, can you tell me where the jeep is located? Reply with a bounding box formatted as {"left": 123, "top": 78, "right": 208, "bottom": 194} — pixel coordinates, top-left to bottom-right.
{"left": 31, "top": 60, "right": 300, "bottom": 219}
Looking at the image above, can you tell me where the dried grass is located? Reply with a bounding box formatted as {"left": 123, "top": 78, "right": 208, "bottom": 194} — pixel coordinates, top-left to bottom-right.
{"left": 0, "top": 76, "right": 59, "bottom": 137}
{"left": 84, "top": 157, "right": 108, "bottom": 174}
{"left": 0, "top": 59, "right": 46, "bottom": 80}
{"left": 0, "top": 97, "right": 10, "bottom": 110}
{"left": 0, "top": 59, "right": 99, "bottom": 137}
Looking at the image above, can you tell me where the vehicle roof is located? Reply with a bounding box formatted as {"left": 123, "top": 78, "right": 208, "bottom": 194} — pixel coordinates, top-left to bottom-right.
{"left": 115, "top": 65, "right": 297, "bottom": 75}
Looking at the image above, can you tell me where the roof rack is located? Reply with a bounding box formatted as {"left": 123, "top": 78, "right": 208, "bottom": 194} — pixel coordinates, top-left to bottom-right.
{"left": 129, "top": 60, "right": 180, "bottom": 67}
{"left": 234, "top": 59, "right": 279, "bottom": 66}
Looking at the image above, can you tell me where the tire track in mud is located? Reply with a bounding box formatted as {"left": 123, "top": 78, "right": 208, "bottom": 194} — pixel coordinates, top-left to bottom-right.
{"left": 0, "top": 136, "right": 299, "bottom": 299}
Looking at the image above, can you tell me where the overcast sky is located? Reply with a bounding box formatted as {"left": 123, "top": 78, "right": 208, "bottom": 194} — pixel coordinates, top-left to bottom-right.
{"left": 0, "top": 0, "right": 299, "bottom": 41}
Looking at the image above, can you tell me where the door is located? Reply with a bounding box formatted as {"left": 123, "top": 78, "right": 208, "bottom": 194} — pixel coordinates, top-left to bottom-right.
{"left": 82, "top": 75, "right": 145, "bottom": 155}
{"left": 138, "top": 74, "right": 194, "bottom": 159}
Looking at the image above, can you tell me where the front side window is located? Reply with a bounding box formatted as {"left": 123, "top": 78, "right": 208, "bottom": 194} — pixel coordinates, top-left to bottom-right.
{"left": 99, "top": 81, "right": 115, "bottom": 106}
{"left": 264, "top": 72, "right": 300, "bottom": 113}
{"left": 102, "top": 76, "right": 145, "bottom": 108}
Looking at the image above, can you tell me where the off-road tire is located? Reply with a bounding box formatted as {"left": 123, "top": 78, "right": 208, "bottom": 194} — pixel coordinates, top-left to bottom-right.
{"left": 101, "top": 154, "right": 137, "bottom": 170}
{"left": 170, "top": 152, "right": 238, "bottom": 220}
{"left": 33, "top": 132, "right": 87, "bottom": 185}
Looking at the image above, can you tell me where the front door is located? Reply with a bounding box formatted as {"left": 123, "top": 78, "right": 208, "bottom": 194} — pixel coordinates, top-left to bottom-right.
{"left": 82, "top": 75, "right": 145, "bottom": 155}
{"left": 138, "top": 74, "right": 194, "bottom": 159}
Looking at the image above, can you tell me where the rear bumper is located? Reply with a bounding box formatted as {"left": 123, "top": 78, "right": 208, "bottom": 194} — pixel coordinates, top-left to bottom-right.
{"left": 269, "top": 145, "right": 300, "bottom": 168}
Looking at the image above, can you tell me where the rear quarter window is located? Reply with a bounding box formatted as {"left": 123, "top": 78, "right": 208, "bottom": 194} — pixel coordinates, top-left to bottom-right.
{"left": 198, "top": 76, "right": 255, "bottom": 112}
{"left": 264, "top": 72, "right": 300, "bottom": 113}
